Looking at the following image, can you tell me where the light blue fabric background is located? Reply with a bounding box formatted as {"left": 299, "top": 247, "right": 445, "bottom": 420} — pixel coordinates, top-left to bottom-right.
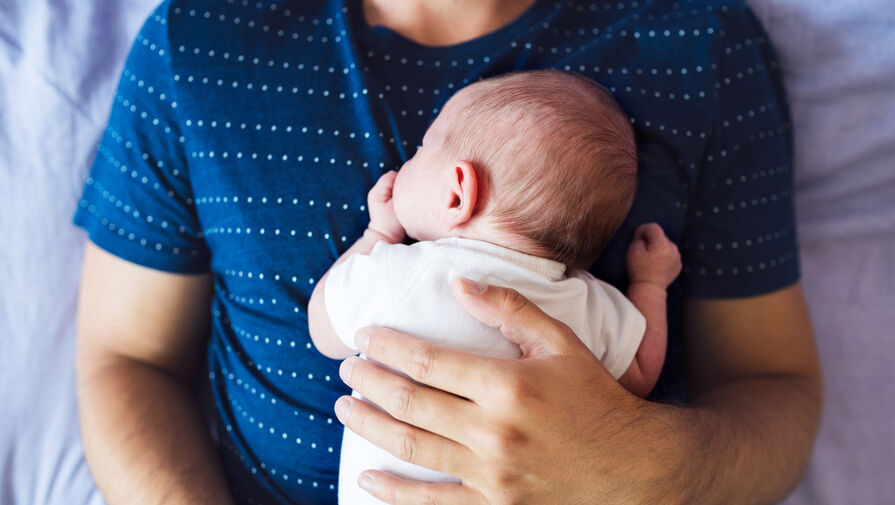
{"left": 1, "top": 1, "right": 892, "bottom": 504}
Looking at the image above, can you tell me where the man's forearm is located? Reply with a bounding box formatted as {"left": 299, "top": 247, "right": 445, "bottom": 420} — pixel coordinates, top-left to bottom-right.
{"left": 79, "top": 357, "right": 234, "bottom": 505}
{"left": 671, "top": 373, "right": 822, "bottom": 505}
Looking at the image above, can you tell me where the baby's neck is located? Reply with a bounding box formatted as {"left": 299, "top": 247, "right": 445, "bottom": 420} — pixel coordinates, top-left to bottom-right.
{"left": 425, "top": 220, "right": 549, "bottom": 260}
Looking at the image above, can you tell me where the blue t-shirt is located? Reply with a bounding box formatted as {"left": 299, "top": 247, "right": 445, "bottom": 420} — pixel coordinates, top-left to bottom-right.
{"left": 74, "top": 0, "right": 799, "bottom": 503}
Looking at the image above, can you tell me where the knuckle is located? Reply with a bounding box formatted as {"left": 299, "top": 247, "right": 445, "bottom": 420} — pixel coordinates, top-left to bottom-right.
{"left": 389, "top": 384, "right": 414, "bottom": 419}
{"left": 394, "top": 428, "right": 418, "bottom": 463}
{"left": 485, "top": 424, "right": 525, "bottom": 454}
{"left": 504, "top": 495, "right": 527, "bottom": 505}
{"left": 503, "top": 287, "right": 525, "bottom": 306}
{"left": 380, "top": 483, "right": 398, "bottom": 505}
{"left": 354, "top": 407, "right": 369, "bottom": 436}
{"left": 418, "top": 490, "right": 441, "bottom": 505}
{"left": 501, "top": 288, "right": 528, "bottom": 316}
{"left": 365, "top": 330, "right": 387, "bottom": 356}
{"left": 407, "top": 346, "right": 436, "bottom": 381}
{"left": 349, "top": 366, "right": 366, "bottom": 393}
{"left": 495, "top": 374, "right": 529, "bottom": 403}
{"left": 488, "top": 466, "right": 523, "bottom": 491}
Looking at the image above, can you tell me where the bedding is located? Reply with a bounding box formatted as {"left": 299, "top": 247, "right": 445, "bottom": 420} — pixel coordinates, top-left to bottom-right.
{"left": 0, "top": 1, "right": 892, "bottom": 504}
{"left": 0, "top": 1, "right": 155, "bottom": 504}
{"left": 748, "top": 2, "right": 895, "bottom": 503}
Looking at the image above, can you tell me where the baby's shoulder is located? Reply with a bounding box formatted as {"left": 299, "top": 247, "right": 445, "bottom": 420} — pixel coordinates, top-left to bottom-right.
{"left": 565, "top": 269, "right": 627, "bottom": 301}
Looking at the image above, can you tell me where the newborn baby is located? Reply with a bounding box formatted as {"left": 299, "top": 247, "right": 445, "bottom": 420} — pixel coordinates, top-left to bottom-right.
{"left": 307, "top": 69, "right": 681, "bottom": 504}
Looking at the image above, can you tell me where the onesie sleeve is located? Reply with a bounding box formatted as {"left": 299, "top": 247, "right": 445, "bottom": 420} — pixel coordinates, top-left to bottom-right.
{"left": 73, "top": 1, "right": 210, "bottom": 273}
{"left": 324, "top": 241, "right": 431, "bottom": 352}
{"left": 683, "top": 2, "right": 799, "bottom": 298}
{"left": 586, "top": 276, "right": 647, "bottom": 380}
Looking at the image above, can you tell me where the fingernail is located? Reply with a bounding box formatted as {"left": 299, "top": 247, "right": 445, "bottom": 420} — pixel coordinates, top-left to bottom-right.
{"left": 355, "top": 329, "right": 370, "bottom": 352}
{"left": 339, "top": 358, "right": 354, "bottom": 384}
{"left": 334, "top": 397, "right": 351, "bottom": 422}
{"left": 358, "top": 472, "right": 376, "bottom": 492}
{"left": 459, "top": 277, "right": 487, "bottom": 295}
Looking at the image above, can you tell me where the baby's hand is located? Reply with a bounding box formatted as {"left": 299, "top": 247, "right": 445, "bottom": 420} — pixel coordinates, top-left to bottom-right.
{"left": 367, "top": 171, "right": 405, "bottom": 243}
{"left": 625, "top": 223, "right": 682, "bottom": 289}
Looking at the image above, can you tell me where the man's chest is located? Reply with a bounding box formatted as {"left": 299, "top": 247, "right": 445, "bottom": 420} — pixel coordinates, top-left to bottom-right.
{"left": 166, "top": 6, "right": 704, "bottom": 285}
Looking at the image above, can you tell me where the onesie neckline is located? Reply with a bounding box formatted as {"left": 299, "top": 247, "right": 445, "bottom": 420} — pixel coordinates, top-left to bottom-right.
{"left": 433, "top": 237, "right": 568, "bottom": 281}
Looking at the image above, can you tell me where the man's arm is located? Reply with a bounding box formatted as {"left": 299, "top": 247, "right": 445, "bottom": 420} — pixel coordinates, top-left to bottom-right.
{"left": 678, "top": 282, "right": 822, "bottom": 503}
{"left": 76, "top": 243, "right": 234, "bottom": 505}
{"left": 328, "top": 280, "right": 821, "bottom": 505}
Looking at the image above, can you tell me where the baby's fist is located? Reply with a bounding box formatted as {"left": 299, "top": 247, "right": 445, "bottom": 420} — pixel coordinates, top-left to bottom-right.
{"left": 625, "top": 223, "right": 682, "bottom": 289}
{"left": 367, "top": 171, "right": 405, "bottom": 243}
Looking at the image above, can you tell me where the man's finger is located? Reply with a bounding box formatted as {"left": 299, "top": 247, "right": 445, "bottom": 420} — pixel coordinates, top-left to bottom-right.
{"left": 451, "top": 278, "right": 583, "bottom": 358}
{"left": 355, "top": 326, "right": 498, "bottom": 401}
{"left": 339, "top": 356, "right": 483, "bottom": 446}
{"left": 334, "top": 394, "right": 478, "bottom": 481}
{"left": 357, "top": 470, "right": 487, "bottom": 505}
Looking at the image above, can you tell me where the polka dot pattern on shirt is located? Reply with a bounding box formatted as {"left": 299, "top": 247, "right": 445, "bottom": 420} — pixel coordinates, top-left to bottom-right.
{"left": 74, "top": 0, "right": 799, "bottom": 503}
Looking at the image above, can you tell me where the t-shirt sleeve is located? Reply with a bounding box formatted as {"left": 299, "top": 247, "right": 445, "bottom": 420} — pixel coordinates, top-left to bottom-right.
{"left": 590, "top": 278, "right": 647, "bottom": 380}
{"left": 683, "top": 2, "right": 799, "bottom": 298}
{"left": 324, "top": 241, "right": 430, "bottom": 352}
{"left": 73, "top": 1, "right": 210, "bottom": 273}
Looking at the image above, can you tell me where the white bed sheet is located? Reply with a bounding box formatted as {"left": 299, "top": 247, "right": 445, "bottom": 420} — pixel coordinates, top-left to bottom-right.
{"left": 748, "top": 2, "right": 895, "bottom": 503}
{"left": 1, "top": 1, "right": 156, "bottom": 504}
{"left": 0, "top": 1, "right": 893, "bottom": 504}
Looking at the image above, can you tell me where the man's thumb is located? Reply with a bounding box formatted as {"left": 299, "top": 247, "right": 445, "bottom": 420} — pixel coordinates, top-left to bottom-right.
{"left": 451, "top": 278, "right": 580, "bottom": 358}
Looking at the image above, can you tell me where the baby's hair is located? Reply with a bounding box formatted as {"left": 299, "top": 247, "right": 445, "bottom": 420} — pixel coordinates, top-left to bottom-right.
{"left": 440, "top": 70, "right": 638, "bottom": 270}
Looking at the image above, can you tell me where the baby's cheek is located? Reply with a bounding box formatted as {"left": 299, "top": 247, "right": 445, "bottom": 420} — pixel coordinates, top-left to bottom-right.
{"left": 392, "top": 190, "right": 410, "bottom": 228}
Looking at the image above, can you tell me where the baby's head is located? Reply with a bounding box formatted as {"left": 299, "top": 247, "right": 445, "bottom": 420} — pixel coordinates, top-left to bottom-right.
{"left": 392, "top": 70, "right": 637, "bottom": 269}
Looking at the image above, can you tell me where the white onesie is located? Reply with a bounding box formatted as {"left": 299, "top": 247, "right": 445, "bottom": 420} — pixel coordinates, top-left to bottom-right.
{"left": 324, "top": 237, "right": 645, "bottom": 505}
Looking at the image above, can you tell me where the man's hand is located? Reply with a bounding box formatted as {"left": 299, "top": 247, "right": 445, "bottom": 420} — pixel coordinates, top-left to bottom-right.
{"left": 367, "top": 170, "right": 406, "bottom": 243}
{"left": 333, "top": 278, "right": 690, "bottom": 505}
{"left": 333, "top": 278, "right": 821, "bottom": 505}
{"left": 626, "top": 222, "right": 682, "bottom": 289}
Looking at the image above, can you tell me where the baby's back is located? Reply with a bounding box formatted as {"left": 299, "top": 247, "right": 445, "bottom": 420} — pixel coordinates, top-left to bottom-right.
{"left": 327, "top": 237, "right": 643, "bottom": 504}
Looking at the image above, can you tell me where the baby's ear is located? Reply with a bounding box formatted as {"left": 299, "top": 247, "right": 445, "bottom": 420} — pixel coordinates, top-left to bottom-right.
{"left": 444, "top": 160, "right": 478, "bottom": 231}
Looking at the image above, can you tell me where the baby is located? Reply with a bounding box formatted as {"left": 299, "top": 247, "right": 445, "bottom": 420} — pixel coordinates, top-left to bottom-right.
{"left": 307, "top": 70, "right": 681, "bottom": 504}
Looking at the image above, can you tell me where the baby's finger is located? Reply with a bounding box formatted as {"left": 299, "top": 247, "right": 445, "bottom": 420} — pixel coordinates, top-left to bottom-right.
{"left": 626, "top": 236, "right": 647, "bottom": 255}
{"left": 369, "top": 171, "right": 397, "bottom": 201}
{"left": 635, "top": 223, "right": 664, "bottom": 245}
{"left": 381, "top": 170, "right": 398, "bottom": 183}
{"left": 374, "top": 171, "right": 397, "bottom": 189}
